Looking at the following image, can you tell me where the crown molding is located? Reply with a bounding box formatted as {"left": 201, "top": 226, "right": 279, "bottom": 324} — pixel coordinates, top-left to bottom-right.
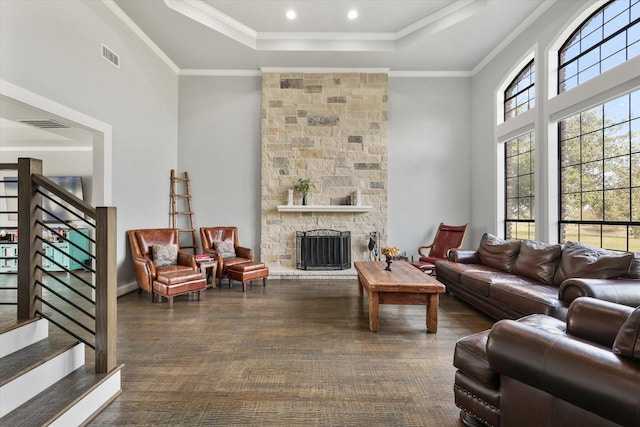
{"left": 164, "top": 0, "right": 481, "bottom": 52}
{"left": 103, "top": 0, "right": 179, "bottom": 74}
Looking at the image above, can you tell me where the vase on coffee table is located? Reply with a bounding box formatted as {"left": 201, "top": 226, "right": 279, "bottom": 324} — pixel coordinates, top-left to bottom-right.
{"left": 385, "top": 257, "right": 393, "bottom": 271}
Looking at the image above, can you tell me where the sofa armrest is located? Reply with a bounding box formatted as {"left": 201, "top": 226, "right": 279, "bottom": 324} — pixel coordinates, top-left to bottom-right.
{"left": 487, "top": 319, "right": 640, "bottom": 427}
{"left": 565, "top": 297, "right": 634, "bottom": 347}
{"left": 448, "top": 249, "right": 479, "bottom": 264}
{"left": 559, "top": 277, "right": 640, "bottom": 307}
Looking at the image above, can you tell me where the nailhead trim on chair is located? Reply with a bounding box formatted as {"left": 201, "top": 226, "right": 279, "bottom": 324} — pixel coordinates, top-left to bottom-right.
{"left": 454, "top": 384, "right": 499, "bottom": 427}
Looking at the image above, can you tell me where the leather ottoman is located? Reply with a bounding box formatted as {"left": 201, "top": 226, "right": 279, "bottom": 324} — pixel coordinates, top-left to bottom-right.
{"left": 227, "top": 262, "right": 269, "bottom": 292}
{"left": 153, "top": 270, "right": 207, "bottom": 308}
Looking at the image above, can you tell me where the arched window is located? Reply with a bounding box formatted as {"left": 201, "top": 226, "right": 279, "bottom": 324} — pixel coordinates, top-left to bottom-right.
{"left": 558, "top": 0, "right": 640, "bottom": 93}
{"left": 504, "top": 59, "right": 535, "bottom": 121}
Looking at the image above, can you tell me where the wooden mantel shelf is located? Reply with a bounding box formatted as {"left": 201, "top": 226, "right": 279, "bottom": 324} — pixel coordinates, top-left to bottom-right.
{"left": 277, "top": 205, "right": 373, "bottom": 213}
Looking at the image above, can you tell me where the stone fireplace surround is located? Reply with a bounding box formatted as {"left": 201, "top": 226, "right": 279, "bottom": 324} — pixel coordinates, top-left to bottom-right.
{"left": 260, "top": 72, "right": 388, "bottom": 279}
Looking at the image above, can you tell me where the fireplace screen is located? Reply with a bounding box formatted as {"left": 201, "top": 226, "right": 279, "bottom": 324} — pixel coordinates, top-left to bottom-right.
{"left": 296, "top": 229, "right": 351, "bottom": 270}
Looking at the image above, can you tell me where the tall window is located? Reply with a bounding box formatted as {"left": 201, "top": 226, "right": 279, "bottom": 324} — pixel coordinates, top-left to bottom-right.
{"left": 505, "top": 132, "right": 536, "bottom": 239}
{"left": 558, "top": 89, "right": 639, "bottom": 251}
{"left": 504, "top": 60, "right": 535, "bottom": 121}
{"left": 558, "top": 0, "right": 640, "bottom": 93}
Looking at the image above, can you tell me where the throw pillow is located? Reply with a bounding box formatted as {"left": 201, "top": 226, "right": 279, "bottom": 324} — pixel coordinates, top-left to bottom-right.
{"left": 612, "top": 306, "right": 640, "bottom": 360}
{"left": 213, "top": 239, "right": 236, "bottom": 259}
{"left": 477, "top": 233, "right": 521, "bottom": 272}
{"left": 152, "top": 244, "right": 178, "bottom": 267}
{"left": 511, "top": 240, "right": 562, "bottom": 285}
{"left": 553, "top": 241, "right": 634, "bottom": 286}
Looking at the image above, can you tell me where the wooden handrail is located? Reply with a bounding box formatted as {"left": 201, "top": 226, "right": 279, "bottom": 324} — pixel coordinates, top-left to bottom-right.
{"left": 12, "top": 158, "right": 117, "bottom": 374}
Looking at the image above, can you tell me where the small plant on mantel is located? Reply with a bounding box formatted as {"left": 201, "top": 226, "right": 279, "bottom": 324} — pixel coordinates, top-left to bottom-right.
{"left": 294, "top": 178, "right": 313, "bottom": 205}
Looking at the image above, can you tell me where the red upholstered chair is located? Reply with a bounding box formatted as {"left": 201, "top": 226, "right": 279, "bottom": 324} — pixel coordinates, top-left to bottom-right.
{"left": 411, "top": 223, "right": 468, "bottom": 274}
{"left": 200, "top": 226, "right": 254, "bottom": 281}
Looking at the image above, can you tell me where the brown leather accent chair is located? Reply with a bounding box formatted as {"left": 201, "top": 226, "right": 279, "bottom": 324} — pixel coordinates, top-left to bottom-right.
{"left": 128, "top": 228, "right": 206, "bottom": 307}
{"left": 200, "top": 226, "right": 254, "bottom": 281}
{"left": 411, "top": 222, "right": 468, "bottom": 274}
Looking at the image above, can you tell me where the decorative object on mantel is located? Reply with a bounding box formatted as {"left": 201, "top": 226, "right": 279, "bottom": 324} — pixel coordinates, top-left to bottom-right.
{"left": 287, "top": 189, "right": 294, "bottom": 206}
{"left": 381, "top": 246, "right": 400, "bottom": 271}
{"left": 294, "top": 178, "right": 313, "bottom": 205}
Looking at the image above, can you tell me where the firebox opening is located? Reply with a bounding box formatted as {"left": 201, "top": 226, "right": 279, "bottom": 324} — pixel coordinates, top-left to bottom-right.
{"left": 296, "top": 229, "right": 351, "bottom": 270}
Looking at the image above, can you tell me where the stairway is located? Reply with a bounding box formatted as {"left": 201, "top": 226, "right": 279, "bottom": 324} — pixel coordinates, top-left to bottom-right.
{"left": 0, "top": 318, "right": 122, "bottom": 426}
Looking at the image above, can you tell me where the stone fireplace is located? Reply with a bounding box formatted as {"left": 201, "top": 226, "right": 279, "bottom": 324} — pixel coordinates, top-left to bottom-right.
{"left": 260, "top": 72, "right": 388, "bottom": 275}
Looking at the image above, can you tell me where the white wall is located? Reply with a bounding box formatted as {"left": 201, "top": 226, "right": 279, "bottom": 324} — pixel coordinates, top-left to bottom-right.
{"left": 388, "top": 77, "right": 473, "bottom": 257}
{"left": 177, "top": 76, "right": 262, "bottom": 255}
{"left": 0, "top": 0, "right": 179, "bottom": 291}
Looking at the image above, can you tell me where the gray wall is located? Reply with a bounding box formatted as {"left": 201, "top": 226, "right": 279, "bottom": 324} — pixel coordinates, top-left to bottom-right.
{"left": 0, "top": 0, "right": 179, "bottom": 291}
{"left": 388, "top": 77, "right": 472, "bottom": 256}
{"left": 178, "top": 76, "right": 262, "bottom": 255}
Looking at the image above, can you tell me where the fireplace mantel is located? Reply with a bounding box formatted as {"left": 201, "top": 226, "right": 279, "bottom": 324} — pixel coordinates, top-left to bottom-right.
{"left": 277, "top": 205, "right": 373, "bottom": 213}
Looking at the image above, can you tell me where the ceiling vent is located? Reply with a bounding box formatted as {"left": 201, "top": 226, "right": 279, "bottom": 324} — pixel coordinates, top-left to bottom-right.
{"left": 19, "top": 119, "right": 70, "bottom": 129}
{"left": 101, "top": 43, "right": 120, "bottom": 68}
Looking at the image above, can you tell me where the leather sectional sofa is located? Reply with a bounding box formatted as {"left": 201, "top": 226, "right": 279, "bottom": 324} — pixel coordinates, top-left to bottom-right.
{"left": 453, "top": 297, "right": 640, "bottom": 426}
{"left": 435, "top": 233, "right": 640, "bottom": 321}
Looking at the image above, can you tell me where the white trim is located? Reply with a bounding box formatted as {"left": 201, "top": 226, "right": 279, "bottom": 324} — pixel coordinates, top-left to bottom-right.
{"left": 472, "top": 0, "right": 556, "bottom": 76}
{"left": 102, "top": 0, "right": 179, "bottom": 74}
{"left": 389, "top": 70, "right": 472, "bottom": 78}
{"left": 0, "top": 79, "right": 113, "bottom": 206}
{"left": 163, "top": 0, "right": 483, "bottom": 52}
{"left": 277, "top": 205, "right": 373, "bottom": 213}
{"left": 0, "top": 146, "right": 93, "bottom": 152}
{"left": 260, "top": 67, "right": 390, "bottom": 74}
{"left": 180, "top": 69, "right": 262, "bottom": 77}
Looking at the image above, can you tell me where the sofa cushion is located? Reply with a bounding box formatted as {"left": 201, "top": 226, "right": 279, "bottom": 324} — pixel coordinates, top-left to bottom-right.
{"left": 461, "top": 268, "right": 514, "bottom": 297}
{"left": 612, "top": 306, "right": 640, "bottom": 360}
{"left": 553, "top": 242, "right": 634, "bottom": 286}
{"left": 152, "top": 244, "right": 178, "bottom": 267}
{"left": 490, "top": 280, "right": 568, "bottom": 319}
{"left": 511, "top": 240, "right": 562, "bottom": 285}
{"left": 477, "top": 233, "right": 521, "bottom": 272}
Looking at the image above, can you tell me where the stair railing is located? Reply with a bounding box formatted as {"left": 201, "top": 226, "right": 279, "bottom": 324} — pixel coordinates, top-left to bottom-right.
{"left": 4, "top": 157, "right": 117, "bottom": 374}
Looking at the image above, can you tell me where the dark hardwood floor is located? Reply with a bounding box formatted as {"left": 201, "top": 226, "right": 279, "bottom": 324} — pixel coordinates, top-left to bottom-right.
{"left": 87, "top": 278, "right": 493, "bottom": 426}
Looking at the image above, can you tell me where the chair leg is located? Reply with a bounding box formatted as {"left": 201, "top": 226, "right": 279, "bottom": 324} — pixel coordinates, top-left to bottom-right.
{"left": 242, "top": 281, "right": 247, "bottom": 292}
{"left": 263, "top": 278, "right": 268, "bottom": 287}
{"left": 168, "top": 296, "right": 174, "bottom": 309}
{"left": 198, "top": 290, "right": 204, "bottom": 301}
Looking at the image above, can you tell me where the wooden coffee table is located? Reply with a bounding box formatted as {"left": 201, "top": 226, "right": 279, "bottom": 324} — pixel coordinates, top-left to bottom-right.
{"left": 354, "top": 260, "right": 446, "bottom": 333}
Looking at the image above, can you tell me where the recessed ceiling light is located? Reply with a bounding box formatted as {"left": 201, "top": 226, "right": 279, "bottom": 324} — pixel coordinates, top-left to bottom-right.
{"left": 347, "top": 10, "right": 358, "bottom": 20}
{"left": 286, "top": 9, "right": 297, "bottom": 20}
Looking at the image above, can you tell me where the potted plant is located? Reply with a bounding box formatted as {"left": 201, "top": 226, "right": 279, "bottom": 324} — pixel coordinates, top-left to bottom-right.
{"left": 294, "top": 178, "right": 313, "bottom": 205}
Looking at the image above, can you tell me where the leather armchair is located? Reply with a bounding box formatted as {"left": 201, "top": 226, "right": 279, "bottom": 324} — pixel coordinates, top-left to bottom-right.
{"left": 128, "top": 228, "right": 199, "bottom": 298}
{"left": 200, "top": 226, "right": 253, "bottom": 280}
{"left": 412, "top": 223, "right": 468, "bottom": 273}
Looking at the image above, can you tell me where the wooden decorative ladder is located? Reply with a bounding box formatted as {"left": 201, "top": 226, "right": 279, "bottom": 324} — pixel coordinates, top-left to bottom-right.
{"left": 170, "top": 169, "right": 198, "bottom": 253}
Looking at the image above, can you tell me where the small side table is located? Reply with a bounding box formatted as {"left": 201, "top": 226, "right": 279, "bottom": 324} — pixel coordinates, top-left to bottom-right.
{"left": 197, "top": 259, "right": 218, "bottom": 288}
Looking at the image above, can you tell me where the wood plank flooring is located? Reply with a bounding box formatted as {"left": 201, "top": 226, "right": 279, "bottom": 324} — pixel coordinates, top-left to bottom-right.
{"left": 86, "top": 279, "right": 494, "bottom": 426}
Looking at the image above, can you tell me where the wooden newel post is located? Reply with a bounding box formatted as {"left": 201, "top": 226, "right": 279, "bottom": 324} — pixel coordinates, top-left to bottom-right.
{"left": 95, "top": 206, "right": 117, "bottom": 373}
{"left": 17, "top": 158, "right": 43, "bottom": 321}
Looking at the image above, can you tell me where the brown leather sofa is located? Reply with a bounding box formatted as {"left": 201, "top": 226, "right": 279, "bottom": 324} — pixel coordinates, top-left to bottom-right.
{"left": 453, "top": 297, "right": 640, "bottom": 426}
{"left": 435, "top": 233, "right": 640, "bottom": 321}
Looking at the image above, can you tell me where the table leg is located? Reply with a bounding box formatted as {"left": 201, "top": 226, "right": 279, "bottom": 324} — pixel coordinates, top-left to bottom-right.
{"left": 426, "top": 293, "right": 439, "bottom": 333}
{"left": 368, "top": 290, "right": 379, "bottom": 332}
{"left": 357, "top": 275, "right": 363, "bottom": 298}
